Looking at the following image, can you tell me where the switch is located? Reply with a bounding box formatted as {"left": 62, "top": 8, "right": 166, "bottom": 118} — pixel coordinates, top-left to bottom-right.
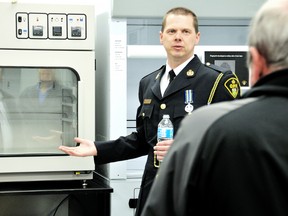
{"left": 53, "top": 26, "right": 62, "bottom": 36}
{"left": 33, "top": 26, "right": 44, "bottom": 36}
{"left": 16, "top": 12, "right": 28, "bottom": 39}
{"left": 71, "top": 27, "right": 81, "bottom": 37}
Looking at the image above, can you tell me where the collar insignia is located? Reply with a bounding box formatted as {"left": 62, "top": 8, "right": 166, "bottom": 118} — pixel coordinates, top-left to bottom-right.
{"left": 186, "top": 69, "right": 194, "bottom": 77}
{"left": 155, "top": 72, "right": 161, "bottom": 80}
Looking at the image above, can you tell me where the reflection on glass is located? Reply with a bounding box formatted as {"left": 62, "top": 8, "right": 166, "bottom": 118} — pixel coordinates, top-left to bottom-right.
{"left": 0, "top": 67, "right": 78, "bottom": 155}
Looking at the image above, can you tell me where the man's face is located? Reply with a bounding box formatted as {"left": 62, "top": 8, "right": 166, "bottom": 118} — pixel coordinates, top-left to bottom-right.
{"left": 39, "top": 69, "right": 54, "bottom": 82}
{"left": 160, "top": 14, "right": 200, "bottom": 64}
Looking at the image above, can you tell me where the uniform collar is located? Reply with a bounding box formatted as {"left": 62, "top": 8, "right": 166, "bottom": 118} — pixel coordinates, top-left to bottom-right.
{"left": 166, "top": 55, "right": 194, "bottom": 76}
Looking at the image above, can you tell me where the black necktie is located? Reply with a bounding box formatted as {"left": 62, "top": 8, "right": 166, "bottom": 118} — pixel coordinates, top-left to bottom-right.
{"left": 169, "top": 70, "right": 176, "bottom": 84}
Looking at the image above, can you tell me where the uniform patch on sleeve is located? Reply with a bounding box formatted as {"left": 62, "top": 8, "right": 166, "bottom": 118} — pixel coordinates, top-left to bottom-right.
{"left": 224, "top": 78, "right": 240, "bottom": 98}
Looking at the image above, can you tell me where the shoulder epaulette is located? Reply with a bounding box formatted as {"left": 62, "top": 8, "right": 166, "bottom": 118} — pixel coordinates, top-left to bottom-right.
{"left": 205, "top": 62, "right": 231, "bottom": 74}
{"left": 206, "top": 62, "right": 241, "bottom": 102}
{"left": 141, "top": 65, "right": 165, "bottom": 80}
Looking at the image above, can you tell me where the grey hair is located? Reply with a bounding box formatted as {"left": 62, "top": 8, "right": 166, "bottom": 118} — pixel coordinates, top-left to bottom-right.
{"left": 248, "top": 0, "right": 288, "bottom": 68}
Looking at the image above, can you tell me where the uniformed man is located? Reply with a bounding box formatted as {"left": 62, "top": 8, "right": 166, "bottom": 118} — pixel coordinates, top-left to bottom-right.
{"left": 59, "top": 7, "right": 240, "bottom": 216}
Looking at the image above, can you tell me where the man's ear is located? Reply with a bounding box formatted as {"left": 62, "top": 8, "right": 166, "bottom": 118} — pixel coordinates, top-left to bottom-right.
{"left": 195, "top": 32, "right": 200, "bottom": 45}
{"left": 159, "top": 31, "right": 164, "bottom": 45}
{"left": 249, "top": 47, "right": 268, "bottom": 86}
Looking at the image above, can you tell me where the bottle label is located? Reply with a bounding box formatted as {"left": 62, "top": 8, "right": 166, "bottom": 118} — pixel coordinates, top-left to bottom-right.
{"left": 157, "top": 128, "right": 174, "bottom": 141}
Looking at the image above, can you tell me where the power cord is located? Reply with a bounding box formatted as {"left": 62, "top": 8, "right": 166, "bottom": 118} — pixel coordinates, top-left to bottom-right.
{"left": 52, "top": 194, "right": 70, "bottom": 216}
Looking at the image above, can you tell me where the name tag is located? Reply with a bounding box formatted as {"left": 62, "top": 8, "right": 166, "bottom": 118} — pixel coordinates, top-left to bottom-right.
{"left": 143, "top": 99, "right": 152, "bottom": 104}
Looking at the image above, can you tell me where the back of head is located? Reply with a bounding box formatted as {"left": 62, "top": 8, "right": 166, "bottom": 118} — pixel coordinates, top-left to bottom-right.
{"left": 248, "top": 0, "right": 288, "bottom": 69}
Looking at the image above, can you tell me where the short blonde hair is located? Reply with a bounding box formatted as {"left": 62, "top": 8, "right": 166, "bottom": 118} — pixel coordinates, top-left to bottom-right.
{"left": 161, "top": 7, "right": 199, "bottom": 33}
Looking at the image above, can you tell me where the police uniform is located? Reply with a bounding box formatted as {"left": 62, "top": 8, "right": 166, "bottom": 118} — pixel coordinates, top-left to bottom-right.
{"left": 94, "top": 55, "right": 240, "bottom": 216}
{"left": 141, "top": 69, "right": 288, "bottom": 216}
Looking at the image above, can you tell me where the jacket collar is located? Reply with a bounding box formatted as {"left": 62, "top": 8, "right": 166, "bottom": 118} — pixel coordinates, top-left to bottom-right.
{"left": 151, "top": 55, "right": 202, "bottom": 100}
{"left": 243, "top": 69, "right": 288, "bottom": 98}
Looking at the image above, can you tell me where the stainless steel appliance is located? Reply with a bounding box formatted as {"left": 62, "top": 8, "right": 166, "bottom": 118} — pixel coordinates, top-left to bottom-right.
{"left": 0, "top": 2, "right": 95, "bottom": 182}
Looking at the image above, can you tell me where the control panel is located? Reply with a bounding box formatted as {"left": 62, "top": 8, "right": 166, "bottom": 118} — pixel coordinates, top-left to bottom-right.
{"left": 48, "top": 13, "right": 67, "bottom": 39}
{"left": 16, "top": 12, "right": 87, "bottom": 40}
{"left": 67, "top": 14, "right": 87, "bottom": 40}
{"left": 16, "top": 13, "right": 28, "bottom": 39}
{"left": 29, "top": 13, "right": 48, "bottom": 39}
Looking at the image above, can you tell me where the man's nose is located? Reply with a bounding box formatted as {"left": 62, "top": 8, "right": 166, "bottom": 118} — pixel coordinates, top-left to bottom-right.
{"left": 174, "top": 31, "right": 182, "bottom": 40}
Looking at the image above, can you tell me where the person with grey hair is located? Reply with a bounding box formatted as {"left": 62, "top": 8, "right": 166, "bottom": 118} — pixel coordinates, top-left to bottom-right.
{"left": 141, "top": 0, "right": 288, "bottom": 215}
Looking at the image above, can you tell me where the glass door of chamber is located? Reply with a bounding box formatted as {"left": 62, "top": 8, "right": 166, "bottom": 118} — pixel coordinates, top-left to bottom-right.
{"left": 0, "top": 67, "right": 78, "bottom": 155}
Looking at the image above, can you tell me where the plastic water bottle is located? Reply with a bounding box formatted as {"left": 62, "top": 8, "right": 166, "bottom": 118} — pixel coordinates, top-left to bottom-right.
{"left": 157, "top": 114, "right": 174, "bottom": 142}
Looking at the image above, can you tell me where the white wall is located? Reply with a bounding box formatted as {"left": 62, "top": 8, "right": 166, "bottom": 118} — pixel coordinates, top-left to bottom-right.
{"left": 0, "top": 0, "right": 110, "bottom": 15}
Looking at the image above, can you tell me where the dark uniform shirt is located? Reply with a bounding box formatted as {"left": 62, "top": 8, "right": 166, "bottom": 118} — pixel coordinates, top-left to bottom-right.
{"left": 95, "top": 55, "right": 240, "bottom": 215}
{"left": 142, "top": 68, "right": 288, "bottom": 216}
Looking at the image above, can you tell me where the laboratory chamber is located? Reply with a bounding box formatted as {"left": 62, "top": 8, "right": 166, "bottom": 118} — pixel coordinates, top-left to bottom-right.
{"left": 0, "top": 2, "right": 95, "bottom": 182}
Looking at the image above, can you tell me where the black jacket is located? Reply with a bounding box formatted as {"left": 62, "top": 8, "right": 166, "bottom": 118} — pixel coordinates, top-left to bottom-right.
{"left": 141, "top": 69, "right": 288, "bottom": 216}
